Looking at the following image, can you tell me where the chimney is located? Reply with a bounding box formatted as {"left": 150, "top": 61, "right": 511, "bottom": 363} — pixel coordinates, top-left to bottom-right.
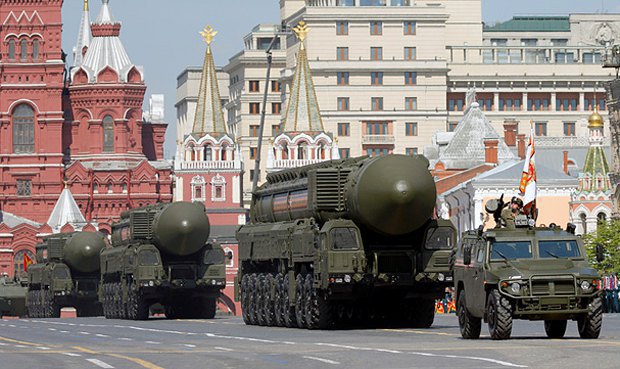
{"left": 503, "top": 119, "right": 518, "bottom": 147}
{"left": 484, "top": 138, "right": 499, "bottom": 165}
{"left": 563, "top": 151, "right": 569, "bottom": 175}
{"left": 517, "top": 134, "right": 526, "bottom": 159}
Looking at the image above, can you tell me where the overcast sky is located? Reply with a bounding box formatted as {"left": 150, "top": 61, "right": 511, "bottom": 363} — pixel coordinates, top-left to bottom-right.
{"left": 61, "top": 0, "right": 620, "bottom": 159}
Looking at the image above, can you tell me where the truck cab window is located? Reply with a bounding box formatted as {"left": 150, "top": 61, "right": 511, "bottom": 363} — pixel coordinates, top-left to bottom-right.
{"left": 331, "top": 228, "right": 360, "bottom": 250}
{"left": 138, "top": 251, "right": 159, "bottom": 266}
{"left": 425, "top": 227, "right": 454, "bottom": 250}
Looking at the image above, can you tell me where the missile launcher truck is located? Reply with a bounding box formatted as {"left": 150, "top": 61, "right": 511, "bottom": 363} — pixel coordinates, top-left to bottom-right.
{"left": 99, "top": 202, "right": 226, "bottom": 320}
{"left": 236, "top": 155, "right": 456, "bottom": 329}
{"left": 27, "top": 232, "right": 107, "bottom": 318}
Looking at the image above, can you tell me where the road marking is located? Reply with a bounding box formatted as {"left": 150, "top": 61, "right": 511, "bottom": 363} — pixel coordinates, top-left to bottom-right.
{"left": 145, "top": 341, "right": 161, "bottom": 345}
{"left": 73, "top": 346, "right": 98, "bottom": 355}
{"left": 14, "top": 345, "right": 27, "bottom": 348}
{"left": 37, "top": 347, "right": 51, "bottom": 350}
{"left": 383, "top": 328, "right": 459, "bottom": 337}
{"left": 8, "top": 325, "right": 16, "bottom": 327}
{"left": 0, "top": 343, "right": 7, "bottom": 346}
{"left": 118, "top": 338, "right": 133, "bottom": 341}
{"left": 106, "top": 353, "right": 165, "bottom": 369}
{"left": 95, "top": 334, "right": 110, "bottom": 338}
{"left": 79, "top": 332, "right": 91, "bottom": 335}
{"left": 214, "top": 346, "right": 233, "bottom": 351}
{"left": 48, "top": 328, "right": 57, "bottom": 331}
{"left": 86, "top": 358, "right": 115, "bottom": 368}
{"left": 62, "top": 352, "right": 82, "bottom": 357}
{"left": 303, "top": 356, "right": 340, "bottom": 365}
{"left": 60, "top": 331, "right": 70, "bottom": 333}
{"left": 183, "top": 344, "right": 197, "bottom": 348}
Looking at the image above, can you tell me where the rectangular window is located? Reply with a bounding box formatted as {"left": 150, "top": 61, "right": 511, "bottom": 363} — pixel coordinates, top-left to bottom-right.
{"left": 250, "top": 147, "right": 257, "bottom": 160}
{"left": 405, "top": 72, "right": 417, "bottom": 85}
{"left": 337, "top": 47, "right": 349, "bottom": 61}
{"left": 371, "top": 97, "right": 384, "bottom": 111}
{"left": 406, "top": 122, "right": 418, "bottom": 136}
{"left": 371, "top": 72, "right": 383, "bottom": 86}
{"left": 405, "top": 97, "right": 417, "bottom": 111}
{"left": 447, "top": 122, "right": 458, "bottom": 132}
{"left": 16, "top": 179, "right": 32, "bottom": 197}
{"left": 366, "top": 122, "right": 389, "bottom": 135}
{"left": 249, "top": 125, "right": 259, "bottom": 137}
{"left": 370, "top": 21, "right": 383, "bottom": 35}
{"left": 535, "top": 122, "right": 548, "bottom": 137}
{"left": 272, "top": 124, "right": 281, "bottom": 136}
{"left": 272, "top": 103, "right": 282, "bottom": 114}
{"left": 249, "top": 80, "right": 260, "bottom": 93}
{"left": 404, "top": 21, "right": 416, "bottom": 35}
{"left": 337, "top": 72, "right": 350, "bottom": 86}
{"left": 339, "top": 148, "right": 351, "bottom": 159}
{"left": 366, "top": 148, "right": 391, "bottom": 157}
{"left": 337, "top": 21, "right": 349, "bottom": 36}
{"left": 404, "top": 47, "right": 416, "bottom": 60}
{"left": 564, "top": 122, "right": 576, "bottom": 137}
{"left": 338, "top": 97, "right": 350, "bottom": 111}
{"left": 371, "top": 47, "right": 383, "bottom": 61}
{"left": 249, "top": 103, "right": 260, "bottom": 114}
{"left": 8, "top": 39, "right": 15, "bottom": 59}
{"left": 20, "top": 39, "right": 27, "bottom": 61}
{"left": 271, "top": 81, "right": 281, "bottom": 92}
{"left": 338, "top": 123, "right": 350, "bottom": 136}
{"left": 406, "top": 148, "right": 418, "bottom": 156}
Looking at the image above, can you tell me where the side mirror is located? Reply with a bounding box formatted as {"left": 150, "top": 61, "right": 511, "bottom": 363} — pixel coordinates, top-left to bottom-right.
{"left": 226, "top": 251, "right": 234, "bottom": 260}
{"left": 595, "top": 243, "right": 605, "bottom": 263}
{"left": 463, "top": 246, "right": 472, "bottom": 266}
{"left": 566, "top": 223, "right": 576, "bottom": 234}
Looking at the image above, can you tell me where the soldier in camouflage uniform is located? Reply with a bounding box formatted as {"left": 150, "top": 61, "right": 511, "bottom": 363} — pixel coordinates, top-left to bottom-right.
{"left": 500, "top": 197, "right": 524, "bottom": 229}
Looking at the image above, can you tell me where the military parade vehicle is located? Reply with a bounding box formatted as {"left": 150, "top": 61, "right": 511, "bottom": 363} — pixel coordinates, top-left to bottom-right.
{"left": 99, "top": 202, "right": 226, "bottom": 320}
{"left": 453, "top": 198, "right": 603, "bottom": 340}
{"left": 0, "top": 275, "right": 28, "bottom": 317}
{"left": 235, "top": 155, "right": 456, "bottom": 329}
{"left": 27, "top": 232, "right": 107, "bottom": 318}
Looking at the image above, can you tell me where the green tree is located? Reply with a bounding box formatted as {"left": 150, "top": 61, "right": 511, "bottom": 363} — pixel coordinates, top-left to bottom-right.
{"left": 582, "top": 220, "right": 620, "bottom": 274}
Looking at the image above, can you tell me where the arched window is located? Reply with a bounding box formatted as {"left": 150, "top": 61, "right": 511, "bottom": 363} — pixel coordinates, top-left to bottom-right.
{"left": 102, "top": 115, "right": 114, "bottom": 152}
{"left": 13, "top": 104, "right": 35, "bottom": 154}
{"left": 13, "top": 249, "right": 35, "bottom": 279}
{"left": 580, "top": 213, "right": 587, "bottom": 234}
{"left": 32, "top": 39, "right": 39, "bottom": 60}
{"left": 204, "top": 145, "right": 213, "bottom": 161}
{"left": 20, "top": 39, "right": 27, "bottom": 60}
{"left": 597, "top": 212, "right": 607, "bottom": 224}
{"left": 221, "top": 146, "right": 228, "bottom": 161}
{"left": 8, "top": 39, "right": 16, "bottom": 59}
{"left": 298, "top": 142, "right": 308, "bottom": 160}
{"left": 281, "top": 143, "right": 289, "bottom": 160}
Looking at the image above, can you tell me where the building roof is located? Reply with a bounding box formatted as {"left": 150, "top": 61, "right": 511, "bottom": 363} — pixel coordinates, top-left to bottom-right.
{"left": 583, "top": 146, "right": 610, "bottom": 177}
{"left": 47, "top": 187, "right": 87, "bottom": 232}
{"left": 73, "top": 0, "right": 91, "bottom": 67}
{"left": 474, "top": 160, "right": 577, "bottom": 187}
{"left": 484, "top": 16, "right": 570, "bottom": 32}
{"left": 0, "top": 211, "right": 41, "bottom": 229}
{"left": 281, "top": 26, "right": 324, "bottom": 133}
{"left": 191, "top": 27, "right": 229, "bottom": 137}
{"left": 440, "top": 102, "right": 515, "bottom": 169}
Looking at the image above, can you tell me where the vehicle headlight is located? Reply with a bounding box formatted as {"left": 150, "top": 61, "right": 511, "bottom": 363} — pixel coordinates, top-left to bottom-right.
{"left": 149, "top": 280, "right": 154, "bottom": 287}
{"left": 511, "top": 282, "right": 521, "bottom": 294}
{"left": 580, "top": 280, "right": 591, "bottom": 291}
{"left": 344, "top": 274, "right": 352, "bottom": 283}
{"left": 438, "top": 273, "right": 445, "bottom": 282}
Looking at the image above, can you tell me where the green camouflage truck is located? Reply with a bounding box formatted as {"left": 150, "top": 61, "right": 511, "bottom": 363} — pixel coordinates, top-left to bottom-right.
{"left": 454, "top": 204, "right": 603, "bottom": 340}
{"left": 99, "top": 202, "right": 226, "bottom": 320}
{"left": 0, "top": 276, "right": 27, "bottom": 317}
{"left": 27, "top": 232, "right": 106, "bottom": 318}
{"left": 236, "top": 155, "right": 456, "bottom": 329}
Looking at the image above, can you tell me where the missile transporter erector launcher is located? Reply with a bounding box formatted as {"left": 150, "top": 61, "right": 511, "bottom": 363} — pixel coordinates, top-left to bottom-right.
{"left": 27, "top": 232, "right": 107, "bottom": 318}
{"left": 99, "top": 202, "right": 226, "bottom": 320}
{"left": 236, "top": 155, "right": 457, "bottom": 329}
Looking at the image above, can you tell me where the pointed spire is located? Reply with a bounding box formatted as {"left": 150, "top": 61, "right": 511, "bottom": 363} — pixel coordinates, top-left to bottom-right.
{"left": 191, "top": 26, "right": 228, "bottom": 136}
{"left": 281, "top": 21, "right": 325, "bottom": 133}
{"left": 96, "top": 0, "right": 116, "bottom": 24}
{"left": 47, "top": 187, "right": 87, "bottom": 233}
{"left": 73, "top": 0, "right": 91, "bottom": 67}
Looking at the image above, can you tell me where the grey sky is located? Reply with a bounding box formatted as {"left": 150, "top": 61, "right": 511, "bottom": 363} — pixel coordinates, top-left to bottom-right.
{"left": 61, "top": 0, "right": 620, "bottom": 159}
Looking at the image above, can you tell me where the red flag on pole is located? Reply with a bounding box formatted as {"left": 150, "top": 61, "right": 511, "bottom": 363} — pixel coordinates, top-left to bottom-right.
{"left": 23, "top": 253, "right": 34, "bottom": 272}
{"left": 519, "top": 121, "right": 537, "bottom": 220}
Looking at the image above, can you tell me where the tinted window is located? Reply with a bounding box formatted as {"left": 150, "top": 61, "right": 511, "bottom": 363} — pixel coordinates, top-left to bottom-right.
{"left": 491, "top": 241, "right": 532, "bottom": 260}
{"left": 138, "top": 251, "right": 159, "bottom": 266}
{"left": 539, "top": 240, "right": 580, "bottom": 259}
{"left": 53, "top": 268, "right": 70, "bottom": 279}
{"left": 331, "top": 228, "right": 360, "bottom": 250}
{"left": 425, "top": 227, "right": 454, "bottom": 250}
{"left": 204, "top": 248, "right": 225, "bottom": 265}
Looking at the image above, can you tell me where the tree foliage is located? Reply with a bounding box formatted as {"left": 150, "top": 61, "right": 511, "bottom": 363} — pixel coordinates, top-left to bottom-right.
{"left": 582, "top": 220, "right": 620, "bottom": 274}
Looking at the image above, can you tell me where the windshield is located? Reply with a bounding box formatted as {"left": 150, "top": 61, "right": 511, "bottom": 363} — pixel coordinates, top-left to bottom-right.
{"left": 204, "top": 248, "right": 225, "bottom": 265}
{"left": 331, "top": 228, "right": 360, "bottom": 250}
{"left": 53, "top": 267, "right": 70, "bottom": 279}
{"left": 138, "top": 251, "right": 159, "bottom": 266}
{"left": 425, "top": 227, "right": 454, "bottom": 250}
{"left": 539, "top": 240, "right": 580, "bottom": 259}
{"left": 491, "top": 241, "right": 532, "bottom": 260}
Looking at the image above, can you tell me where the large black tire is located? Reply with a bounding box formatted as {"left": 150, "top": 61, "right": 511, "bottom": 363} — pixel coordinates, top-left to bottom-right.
{"left": 282, "top": 274, "right": 297, "bottom": 328}
{"left": 273, "top": 274, "right": 284, "bottom": 327}
{"left": 247, "top": 274, "right": 258, "bottom": 325}
{"left": 486, "top": 289, "right": 513, "bottom": 340}
{"left": 295, "top": 274, "right": 307, "bottom": 329}
{"left": 305, "top": 274, "right": 333, "bottom": 330}
{"left": 411, "top": 299, "right": 435, "bottom": 329}
{"left": 127, "top": 283, "right": 149, "bottom": 321}
{"left": 103, "top": 284, "right": 112, "bottom": 319}
{"left": 255, "top": 274, "right": 267, "bottom": 326}
{"left": 458, "top": 290, "right": 481, "bottom": 339}
{"left": 544, "top": 320, "right": 567, "bottom": 339}
{"left": 241, "top": 274, "right": 251, "bottom": 325}
{"left": 198, "top": 298, "right": 217, "bottom": 319}
{"left": 45, "top": 290, "right": 61, "bottom": 318}
{"left": 262, "top": 274, "right": 275, "bottom": 327}
{"left": 578, "top": 297, "right": 603, "bottom": 339}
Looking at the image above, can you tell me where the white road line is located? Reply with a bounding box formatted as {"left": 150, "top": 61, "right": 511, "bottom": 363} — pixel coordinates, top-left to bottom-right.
{"left": 86, "top": 358, "right": 115, "bottom": 368}
{"left": 303, "top": 356, "right": 340, "bottom": 365}
{"left": 37, "top": 347, "right": 51, "bottom": 350}
{"left": 118, "top": 338, "right": 133, "bottom": 341}
{"left": 8, "top": 324, "right": 16, "bottom": 327}
{"left": 0, "top": 342, "right": 8, "bottom": 346}
{"left": 214, "top": 346, "right": 233, "bottom": 352}
{"left": 48, "top": 328, "right": 57, "bottom": 331}
{"left": 62, "top": 353, "right": 82, "bottom": 357}
{"left": 95, "top": 334, "right": 109, "bottom": 338}
{"left": 60, "top": 331, "right": 70, "bottom": 333}
{"left": 79, "top": 332, "right": 91, "bottom": 335}
{"left": 183, "top": 344, "right": 197, "bottom": 348}
{"left": 145, "top": 341, "right": 161, "bottom": 345}
{"left": 13, "top": 345, "right": 27, "bottom": 348}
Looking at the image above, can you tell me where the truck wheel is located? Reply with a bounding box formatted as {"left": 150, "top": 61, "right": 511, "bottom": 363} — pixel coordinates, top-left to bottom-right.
{"left": 103, "top": 284, "right": 111, "bottom": 319}
{"left": 241, "top": 274, "right": 251, "bottom": 325}
{"left": 273, "top": 274, "right": 284, "bottom": 327}
{"left": 486, "top": 289, "right": 513, "bottom": 340}
{"left": 305, "top": 274, "right": 333, "bottom": 330}
{"left": 282, "top": 274, "right": 296, "bottom": 328}
{"left": 544, "top": 320, "right": 567, "bottom": 339}
{"left": 295, "top": 274, "right": 307, "bottom": 329}
{"left": 255, "top": 274, "right": 268, "bottom": 326}
{"left": 458, "top": 290, "right": 481, "bottom": 339}
{"left": 262, "top": 274, "right": 275, "bottom": 327}
{"left": 578, "top": 296, "right": 603, "bottom": 339}
{"left": 247, "top": 274, "right": 258, "bottom": 325}
{"left": 198, "top": 297, "right": 216, "bottom": 319}
{"left": 411, "top": 299, "right": 435, "bottom": 328}
{"left": 127, "top": 283, "right": 148, "bottom": 320}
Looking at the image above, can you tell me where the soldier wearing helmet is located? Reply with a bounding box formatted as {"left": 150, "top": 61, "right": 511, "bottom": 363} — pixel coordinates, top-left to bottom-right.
{"left": 500, "top": 196, "right": 524, "bottom": 229}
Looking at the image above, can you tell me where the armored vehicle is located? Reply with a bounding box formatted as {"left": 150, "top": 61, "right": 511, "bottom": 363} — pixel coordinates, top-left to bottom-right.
{"left": 27, "top": 232, "right": 106, "bottom": 318}
{"left": 454, "top": 204, "right": 603, "bottom": 340}
{"left": 0, "top": 276, "right": 28, "bottom": 317}
{"left": 236, "top": 155, "right": 456, "bottom": 329}
{"left": 99, "top": 202, "right": 226, "bottom": 320}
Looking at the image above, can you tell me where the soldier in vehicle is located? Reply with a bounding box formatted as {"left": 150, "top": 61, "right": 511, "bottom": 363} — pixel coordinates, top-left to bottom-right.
{"left": 500, "top": 197, "right": 524, "bottom": 229}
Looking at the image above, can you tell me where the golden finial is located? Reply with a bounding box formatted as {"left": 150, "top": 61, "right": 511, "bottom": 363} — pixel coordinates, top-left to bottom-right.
{"left": 293, "top": 21, "right": 310, "bottom": 47}
{"left": 63, "top": 179, "right": 70, "bottom": 189}
{"left": 84, "top": 0, "right": 89, "bottom": 11}
{"left": 200, "top": 26, "right": 218, "bottom": 47}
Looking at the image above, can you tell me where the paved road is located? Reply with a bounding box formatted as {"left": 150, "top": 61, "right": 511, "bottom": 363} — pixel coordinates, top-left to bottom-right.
{"left": 0, "top": 314, "right": 619, "bottom": 369}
